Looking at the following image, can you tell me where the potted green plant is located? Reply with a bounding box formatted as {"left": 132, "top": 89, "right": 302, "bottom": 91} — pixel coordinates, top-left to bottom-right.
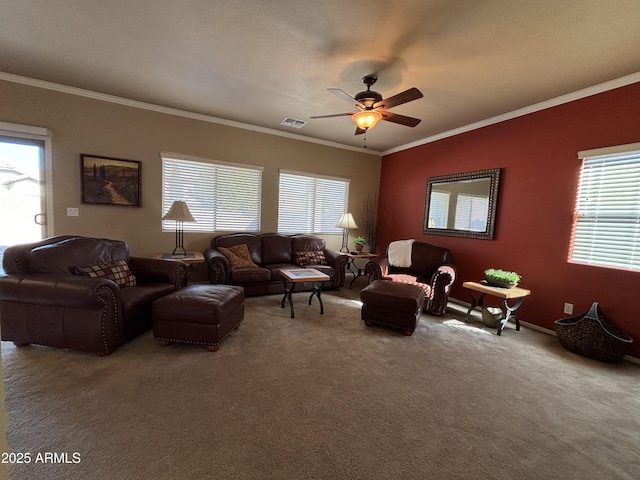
{"left": 353, "top": 236, "right": 366, "bottom": 252}
{"left": 484, "top": 268, "right": 521, "bottom": 289}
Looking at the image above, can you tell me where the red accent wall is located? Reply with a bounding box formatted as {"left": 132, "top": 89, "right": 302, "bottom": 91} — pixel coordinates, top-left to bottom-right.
{"left": 379, "top": 82, "right": 640, "bottom": 358}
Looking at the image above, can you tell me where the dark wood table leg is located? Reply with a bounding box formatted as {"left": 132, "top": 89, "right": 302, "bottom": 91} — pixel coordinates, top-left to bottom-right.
{"left": 346, "top": 259, "right": 356, "bottom": 288}
{"left": 465, "top": 290, "right": 485, "bottom": 322}
{"left": 308, "top": 282, "right": 324, "bottom": 314}
{"left": 281, "top": 280, "right": 296, "bottom": 318}
{"left": 497, "top": 297, "right": 525, "bottom": 335}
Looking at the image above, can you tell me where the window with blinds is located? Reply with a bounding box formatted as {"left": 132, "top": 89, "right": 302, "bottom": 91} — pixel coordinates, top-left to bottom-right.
{"left": 454, "top": 195, "right": 489, "bottom": 232}
{"left": 570, "top": 143, "right": 640, "bottom": 272}
{"left": 278, "top": 170, "right": 349, "bottom": 234}
{"left": 427, "top": 191, "right": 449, "bottom": 228}
{"left": 162, "top": 153, "right": 263, "bottom": 233}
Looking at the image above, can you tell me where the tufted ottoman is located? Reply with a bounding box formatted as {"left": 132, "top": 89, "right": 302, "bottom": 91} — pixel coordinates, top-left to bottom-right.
{"left": 152, "top": 284, "right": 245, "bottom": 352}
{"left": 360, "top": 280, "right": 426, "bottom": 336}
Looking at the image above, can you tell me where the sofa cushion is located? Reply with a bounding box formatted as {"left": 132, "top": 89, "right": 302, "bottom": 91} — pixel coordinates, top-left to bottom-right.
{"left": 386, "top": 273, "right": 432, "bottom": 298}
{"left": 218, "top": 244, "right": 258, "bottom": 270}
{"left": 294, "top": 250, "right": 328, "bottom": 266}
{"left": 262, "top": 234, "right": 293, "bottom": 265}
{"left": 291, "top": 235, "right": 326, "bottom": 253}
{"left": 406, "top": 242, "right": 452, "bottom": 278}
{"left": 28, "top": 237, "right": 129, "bottom": 274}
{"left": 120, "top": 283, "right": 176, "bottom": 320}
{"left": 230, "top": 267, "right": 271, "bottom": 284}
{"left": 75, "top": 260, "right": 137, "bottom": 287}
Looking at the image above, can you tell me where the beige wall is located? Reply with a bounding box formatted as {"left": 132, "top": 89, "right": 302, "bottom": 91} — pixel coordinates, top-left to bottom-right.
{"left": 0, "top": 80, "right": 381, "bottom": 255}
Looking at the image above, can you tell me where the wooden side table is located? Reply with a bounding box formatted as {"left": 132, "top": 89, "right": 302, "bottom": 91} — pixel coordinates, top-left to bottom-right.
{"left": 345, "top": 252, "right": 377, "bottom": 288}
{"left": 153, "top": 251, "right": 205, "bottom": 284}
{"left": 462, "top": 281, "right": 531, "bottom": 335}
{"left": 279, "top": 268, "right": 330, "bottom": 318}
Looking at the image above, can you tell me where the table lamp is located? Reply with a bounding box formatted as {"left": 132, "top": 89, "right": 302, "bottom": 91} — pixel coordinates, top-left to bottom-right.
{"left": 335, "top": 213, "right": 358, "bottom": 253}
{"left": 162, "top": 200, "right": 196, "bottom": 256}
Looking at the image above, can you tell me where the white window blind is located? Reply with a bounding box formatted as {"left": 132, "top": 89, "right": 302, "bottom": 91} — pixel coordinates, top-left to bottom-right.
{"left": 427, "top": 191, "right": 450, "bottom": 228}
{"left": 570, "top": 144, "right": 640, "bottom": 271}
{"left": 162, "top": 153, "right": 262, "bottom": 233}
{"left": 278, "top": 170, "right": 349, "bottom": 234}
{"left": 454, "top": 194, "right": 489, "bottom": 232}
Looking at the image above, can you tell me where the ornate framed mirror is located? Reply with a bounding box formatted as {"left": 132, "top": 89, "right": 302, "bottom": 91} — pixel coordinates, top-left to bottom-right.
{"left": 423, "top": 168, "right": 501, "bottom": 240}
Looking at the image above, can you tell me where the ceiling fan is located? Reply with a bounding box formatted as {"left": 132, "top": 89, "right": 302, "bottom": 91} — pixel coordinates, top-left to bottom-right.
{"left": 311, "top": 75, "right": 423, "bottom": 135}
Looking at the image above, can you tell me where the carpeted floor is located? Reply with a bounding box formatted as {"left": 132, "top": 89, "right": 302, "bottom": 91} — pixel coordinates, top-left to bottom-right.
{"left": 2, "top": 287, "right": 639, "bottom": 479}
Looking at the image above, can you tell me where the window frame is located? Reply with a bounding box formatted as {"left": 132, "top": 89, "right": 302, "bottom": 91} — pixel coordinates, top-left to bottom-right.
{"left": 161, "top": 152, "right": 263, "bottom": 233}
{"left": 277, "top": 169, "right": 350, "bottom": 235}
{"left": 569, "top": 142, "right": 640, "bottom": 272}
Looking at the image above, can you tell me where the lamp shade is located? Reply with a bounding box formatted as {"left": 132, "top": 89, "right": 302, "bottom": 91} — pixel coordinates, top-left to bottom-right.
{"left": 336, "top": 213, "right": 358, "bottom": 229}
{"left": 162, "top": 200, "right": 195, "bottom": 222}
{"left": 352, "top": 110, "right": 382, "bottom": 130}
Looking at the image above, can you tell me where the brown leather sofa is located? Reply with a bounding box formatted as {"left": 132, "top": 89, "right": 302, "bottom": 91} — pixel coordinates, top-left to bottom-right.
{"left": 0, "top": 236, "right": 186, "bottom": 355}
{"left": 204, "top": 233, "right": 348, "bottom": 296}
{"left": 365, "top": 241, "right": 456, "bottom": 316}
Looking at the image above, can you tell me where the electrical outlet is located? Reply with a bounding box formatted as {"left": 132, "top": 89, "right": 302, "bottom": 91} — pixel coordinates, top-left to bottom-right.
{"left": 67, "top": 207, "right": 79, "bottom": 217}
{"left": 563, "top": 303, "right": 574, "bottom": 315}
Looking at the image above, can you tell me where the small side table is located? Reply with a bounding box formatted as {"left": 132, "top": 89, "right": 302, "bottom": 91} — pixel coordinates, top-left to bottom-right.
{"left": 279, "top": 268, "right": 330, "bottom": 318}
{"left": 153, "top": 251, "right": 205, "bottom": 284}
{"left": 462, "top": 281, "right": 531, "bottom": 335}
{"left": 345, "top": 252, "right": 377, "bottom": 288}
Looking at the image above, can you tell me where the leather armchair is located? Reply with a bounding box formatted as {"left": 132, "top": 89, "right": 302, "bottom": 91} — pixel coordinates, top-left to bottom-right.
{"left": 0, "top": 236, "right": 186, "bottom": 355}
{"left": 365, "top": 241, "right": 456, "bottom": 315}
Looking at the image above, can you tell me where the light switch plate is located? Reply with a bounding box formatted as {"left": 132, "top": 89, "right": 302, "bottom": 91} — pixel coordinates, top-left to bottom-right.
{"left": 67, "top": 207, "right": 79, "bottom": 217}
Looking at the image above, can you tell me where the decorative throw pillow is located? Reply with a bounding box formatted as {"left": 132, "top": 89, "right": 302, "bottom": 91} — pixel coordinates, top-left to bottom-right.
{"left": 75, "top": 259, "right": 137, "bottom": 287}
{"left": 218, "top": 244, "right": 258, "bottom": 270}
{"left": 294, "top": 250, "right": 327, "bottom": 266}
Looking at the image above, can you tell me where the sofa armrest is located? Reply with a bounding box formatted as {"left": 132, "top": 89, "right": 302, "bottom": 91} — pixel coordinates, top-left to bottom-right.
{"left": 323, "top": 249, "right": 349, "bottom": 287}
{"left": 431, "top": 264, "right": 456, "bottom": 287}
{"left": 365, "top": 256, "right": 389, "bottom": 281}
{"left": 0, "top": 273, "right": 119, "bottom": 309}
{"left": 128, "top": 257, "right": 186, "bottom": 289}
{"left": 427, "top": 264, "right": 456, "bottom": 316}
{"left": 204, "top": 248, "right": 230, "bottom": 284}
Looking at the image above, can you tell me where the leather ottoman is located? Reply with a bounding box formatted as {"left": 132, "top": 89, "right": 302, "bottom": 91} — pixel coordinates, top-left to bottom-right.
{"left": 360, "top": 280, "right": 426, "bottom": 336}
{"left": 152, "top": 284, "right": 245, "bottom": 352}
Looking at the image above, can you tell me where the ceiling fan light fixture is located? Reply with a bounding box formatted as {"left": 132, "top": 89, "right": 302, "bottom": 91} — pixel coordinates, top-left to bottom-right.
{"left": 352, "top": 110, "right": 382, "bottom": 130}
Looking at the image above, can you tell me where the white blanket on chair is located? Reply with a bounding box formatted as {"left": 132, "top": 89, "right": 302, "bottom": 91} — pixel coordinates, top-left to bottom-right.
{"left": 388, "top": 239, "right": 414, "bottom": 267}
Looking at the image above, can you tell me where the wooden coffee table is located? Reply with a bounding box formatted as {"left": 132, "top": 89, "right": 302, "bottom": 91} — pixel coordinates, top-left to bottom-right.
{"left": 279, "top": 268, "right": 330, "bottom": 318}
{"left": 462, "top": 281, "right": 531, "bottom": 335}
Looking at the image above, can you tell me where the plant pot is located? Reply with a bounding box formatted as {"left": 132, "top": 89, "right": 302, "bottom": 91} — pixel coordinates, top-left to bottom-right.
{"left": 355, "top": 244, "right": 363, "bottom": 252}
{"left": 485, "top": 277, "right": 517, "bottom": 289}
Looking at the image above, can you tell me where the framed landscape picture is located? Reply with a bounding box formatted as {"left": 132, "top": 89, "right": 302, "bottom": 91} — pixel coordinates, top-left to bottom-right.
{"left": 81, "top": 154, "right": 141, "bottom": 207}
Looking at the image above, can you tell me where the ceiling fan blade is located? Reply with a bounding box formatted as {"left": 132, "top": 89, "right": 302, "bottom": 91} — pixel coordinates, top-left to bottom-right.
{"left": 354, "top": 126, "right": 366, "bottom": 135}
{"left": 380, "top": 111, "right": 422, "bottom": 127}
{"left": 374, "top": 87, "right": 423, "bottom": 110}
{"left": 328, "top": 88, "right": 366, "bottom": 109}
{"left": 310, "top": 112, "right": 354, "bottom": 119}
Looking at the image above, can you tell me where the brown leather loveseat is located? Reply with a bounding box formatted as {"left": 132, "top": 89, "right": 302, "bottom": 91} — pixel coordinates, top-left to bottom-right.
{"left": 0, "top": 236, "right": 186, "bottom": 355}
{"left": 365, "top": 240, "right": 456, "bottom": 315}
{"left": 204, "top": 233, "right": 348, "bottom": 296}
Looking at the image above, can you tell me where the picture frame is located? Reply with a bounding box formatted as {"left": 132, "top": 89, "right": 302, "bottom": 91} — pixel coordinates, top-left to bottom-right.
{"left": 81, "top": 154, "right": 141, "bottom": 207}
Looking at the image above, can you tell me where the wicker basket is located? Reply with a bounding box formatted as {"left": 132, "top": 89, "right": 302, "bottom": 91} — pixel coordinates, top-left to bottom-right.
{"left": 554, "top": 302, "right": 633, "bottom": 362}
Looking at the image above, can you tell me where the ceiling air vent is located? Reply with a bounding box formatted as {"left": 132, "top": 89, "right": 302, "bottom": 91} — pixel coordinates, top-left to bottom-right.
{"left": 280, "top": 117, "right": 307, "bottom": 129}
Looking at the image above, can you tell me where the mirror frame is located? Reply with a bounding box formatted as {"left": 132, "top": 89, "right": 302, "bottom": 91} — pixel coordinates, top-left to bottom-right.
{"left": 422, "top": 168, "right": 501, "bottom": 240}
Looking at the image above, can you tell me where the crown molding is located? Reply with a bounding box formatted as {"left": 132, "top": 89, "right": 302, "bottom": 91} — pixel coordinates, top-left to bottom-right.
{"left": 382, "top": 71, "right": 640, "bottom": 156}
{"left": 3, "top": 70, "right": 638, "bottom": 159}
{"left": 0, "top": 71, "right": 381, "bottom": 156}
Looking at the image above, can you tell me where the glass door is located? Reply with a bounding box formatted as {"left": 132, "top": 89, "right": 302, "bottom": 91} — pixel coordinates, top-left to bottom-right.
{"left": 0, "top": 137, "right": 46, "bottom": 248}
